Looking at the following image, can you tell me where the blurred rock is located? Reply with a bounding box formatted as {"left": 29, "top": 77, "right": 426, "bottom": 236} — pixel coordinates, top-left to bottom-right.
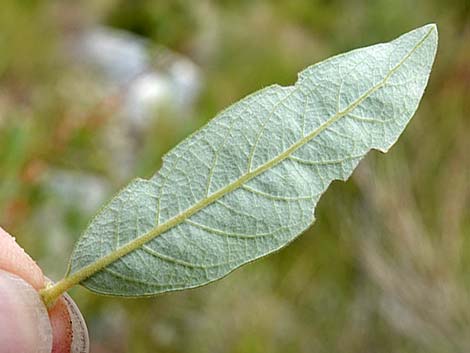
{"left": 65, "top": 25, "right": 202, "bottom": 180}
{"left": 71, "top": 25, "right": 202, "bottom": 125}
{"left": 77, "top": 27, "right": 148, "bottom": 85}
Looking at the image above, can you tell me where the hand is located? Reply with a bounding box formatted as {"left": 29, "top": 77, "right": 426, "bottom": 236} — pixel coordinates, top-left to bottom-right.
{"left": 0, "top": 227, "right": 89, "bottom": 353}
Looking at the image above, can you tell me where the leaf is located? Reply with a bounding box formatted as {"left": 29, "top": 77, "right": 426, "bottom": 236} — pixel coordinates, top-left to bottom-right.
{"left": 63, "top": 24, "right": 438, "bottom": 297}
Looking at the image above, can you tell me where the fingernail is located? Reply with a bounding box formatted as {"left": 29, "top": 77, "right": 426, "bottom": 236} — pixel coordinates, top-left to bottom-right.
{"left": 63, "top": 293, "right": 89, "bottom": 353}
{"left": 0, "top": 270, "right": 52, "bottom": 353}
{"left": 48, "top": 292, "right": 89, "bottom": 353}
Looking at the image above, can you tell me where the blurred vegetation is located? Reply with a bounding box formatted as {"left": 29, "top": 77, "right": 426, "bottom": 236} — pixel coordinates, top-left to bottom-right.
{"left": 0, "top": 1, "right": 469, "bottom": 352}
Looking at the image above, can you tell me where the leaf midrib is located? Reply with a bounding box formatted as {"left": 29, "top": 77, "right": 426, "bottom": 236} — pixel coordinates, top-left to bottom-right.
{"left": 46, "top": 26, "right": 435, "bottom": 299}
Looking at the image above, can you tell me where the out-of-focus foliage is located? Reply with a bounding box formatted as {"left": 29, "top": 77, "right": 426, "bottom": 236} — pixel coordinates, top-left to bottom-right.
{"left": 0, "top": 1, "right": 468, "bottom": 352}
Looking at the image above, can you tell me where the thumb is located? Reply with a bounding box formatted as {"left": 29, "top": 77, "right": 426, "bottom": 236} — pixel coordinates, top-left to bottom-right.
{"left": 0, "top": 270, "right": 52, "bottom": 353}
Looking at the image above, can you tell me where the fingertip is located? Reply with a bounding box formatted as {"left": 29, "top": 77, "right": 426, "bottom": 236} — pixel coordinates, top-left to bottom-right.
{"left": 0, "top": 270, "right": 52, "bottom": 353}
{"left": 0, "top": 227, "right": 45, "bottom": 290}
{"left": 0, "top": 228, "right": 89, "bottom": 352}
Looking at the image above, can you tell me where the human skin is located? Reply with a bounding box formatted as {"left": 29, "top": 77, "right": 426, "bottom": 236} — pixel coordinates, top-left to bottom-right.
{"left": 0, "top": 227, "right": 89, "bottom": 353}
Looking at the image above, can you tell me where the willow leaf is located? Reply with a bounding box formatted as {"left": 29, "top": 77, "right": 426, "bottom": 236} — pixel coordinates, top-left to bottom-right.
{"left": 50, "top": 24, "right": 437, "bottom": 298}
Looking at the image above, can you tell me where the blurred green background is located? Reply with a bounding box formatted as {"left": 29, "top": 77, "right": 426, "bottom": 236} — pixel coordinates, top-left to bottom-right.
{"left": 0, "top": 1, "right": 469, "bottom": 352}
